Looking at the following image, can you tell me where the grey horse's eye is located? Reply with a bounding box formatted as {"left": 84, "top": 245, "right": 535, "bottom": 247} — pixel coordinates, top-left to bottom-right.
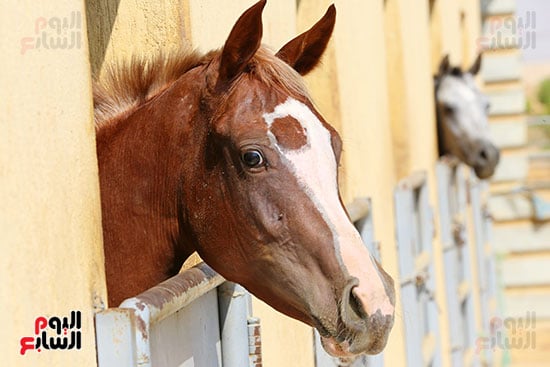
{"left": 241, "top": 150, "right": 265, "bottom": 168}
{"left": 442, "top": 104, "right": 455, "bottom": 115}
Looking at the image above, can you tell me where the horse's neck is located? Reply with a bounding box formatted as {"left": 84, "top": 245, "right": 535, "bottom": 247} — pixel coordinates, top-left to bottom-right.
{"left": 96, "top": 77, "right": 205, "bottom": 305}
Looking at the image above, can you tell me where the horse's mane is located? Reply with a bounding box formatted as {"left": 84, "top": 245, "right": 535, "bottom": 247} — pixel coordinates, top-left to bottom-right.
{"left": 93, "top": 46, "right": 308, "bottom": 128}
{"left": 93, "top": 46, "right": 209, "bottom": 127}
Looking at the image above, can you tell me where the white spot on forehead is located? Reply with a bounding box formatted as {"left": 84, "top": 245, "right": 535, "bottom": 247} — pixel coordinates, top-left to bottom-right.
{"left": 263, "top": 98, "right": 342, "bottom": 260}
{"left": 262, "top": 98, "right": 337, "bottom": 210}
{"left": 438, "top": 75, "right": 490, "bottom": 138}
{"left": 438, "top": 76, "right": 477, "bottom": 103}
{"left": 262, "top": 98, "right": 394, "bottom": 317}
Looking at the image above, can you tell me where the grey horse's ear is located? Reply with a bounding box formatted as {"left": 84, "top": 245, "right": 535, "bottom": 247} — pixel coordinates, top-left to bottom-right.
{"left": 469, "top": 53, "right": 482, "bottom": 75}
{"left": 438, "top": 54, "right": 451, "bottom": 77}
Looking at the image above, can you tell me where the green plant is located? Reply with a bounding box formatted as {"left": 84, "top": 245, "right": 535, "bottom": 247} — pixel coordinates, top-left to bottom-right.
{"left": 526, "top": 98, "right": 532, "bottom": 114}
{"left": 537, "top": 78, "right": 550, "bottom": 114}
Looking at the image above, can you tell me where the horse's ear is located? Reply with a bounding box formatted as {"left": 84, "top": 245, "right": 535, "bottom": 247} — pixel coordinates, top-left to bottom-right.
{"left": 276, "top": 5, "right": 336, "bottom": 75}
{"left": 438, "top": 54, "right": 451, "bottom": 77}
{"left": 217, "top": 0, "right": 266, "bottom": 90}
{"left": 469, "top": 53, "right": 482, "bottom": 75}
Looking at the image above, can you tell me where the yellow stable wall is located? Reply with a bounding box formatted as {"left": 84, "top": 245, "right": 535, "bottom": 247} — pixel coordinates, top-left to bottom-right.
{"left": 430, "top": 0, "right": 463, "bottom": 71}
{"left": 0, "top": 1, "right": 107, "bottom": 367}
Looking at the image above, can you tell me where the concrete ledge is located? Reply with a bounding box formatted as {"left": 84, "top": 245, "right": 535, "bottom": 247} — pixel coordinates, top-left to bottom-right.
{"left": 492, "top": 154, "right": 529, "bottom": 182}
{"left": 501, "top": 257, "right": 550, "bottom": 286}
{"left": 489, "top": 119, "right": 527, "bottom": 148}
{"left": 488, "top": 193, "right": 532, "bottom": 221}
{"left": 481, "top": 0, "right": 516, "bottom": 15}
{"left": 504, "top": 293, "right": 550, "bottom": 319}
{"left": 488, "top": 89, "right": 526, "bottom": 115}
{"left": 482, "top": 53, "right": 522, "bottom": 82}
{"left": 492, "top": 223, "right": 550, "bottom": 253}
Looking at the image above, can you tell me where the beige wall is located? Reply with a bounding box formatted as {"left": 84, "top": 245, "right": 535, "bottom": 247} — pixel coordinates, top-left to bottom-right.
{"left": 0, "top": 1, "right": 106, "bottom": 367}
{"left": 386, "top": 0, "right": 439, "bottom": 181}
{"left": 86, "top": 0, "right": 188, "bottom": 79}
{"left": 430, "top": 0, "right": 463, "bottom": 72}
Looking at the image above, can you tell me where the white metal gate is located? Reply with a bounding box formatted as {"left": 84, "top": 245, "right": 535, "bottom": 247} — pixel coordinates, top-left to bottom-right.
{"left": 95, "top": 263, "right": 260, "bottom": 367}
{"left": 436, "top": 160, "right": 478, "bottom": 367}
{"left": 394, "top": 171, "right": 441, "bottom": 367}
{"left": 468, "top": 176, "right": 498, "bottom": 365}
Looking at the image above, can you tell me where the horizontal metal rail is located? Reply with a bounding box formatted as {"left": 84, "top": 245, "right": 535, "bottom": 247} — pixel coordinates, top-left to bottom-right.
{"left": 346, "top": 197, "right": 371, "bottom": 222}
{"left": 529, "top": 151, "right": 550, "bottom": 160}
{"left": 526, "top": 115, "right": 550, "bottom": 125}
{"left": 120, "top": 262, "right": 224, "bottom": 325}
{"left": 96, "top": 262, "right": 225, "bottom": 367}
{"left": 398, "top": 170, "right": 427, "bottom": 191}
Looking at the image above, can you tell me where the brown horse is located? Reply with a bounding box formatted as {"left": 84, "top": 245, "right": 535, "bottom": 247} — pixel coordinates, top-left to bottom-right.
{"left": 94, "top": 1, "right": 395, "bottom": 357}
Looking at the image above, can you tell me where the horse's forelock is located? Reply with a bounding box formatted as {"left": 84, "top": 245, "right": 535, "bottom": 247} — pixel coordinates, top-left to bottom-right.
{"left": 249, "top": 47, "right": 311, "bottom": 100}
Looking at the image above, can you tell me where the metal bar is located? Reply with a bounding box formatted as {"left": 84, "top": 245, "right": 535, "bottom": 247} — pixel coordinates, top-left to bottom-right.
{"left": 422, "top": 332, "right": 436, "bottom": 367}
{"left": 115, "top": 262, "right": 224, "bottom": 367}
{"left": 95, "top": 308, "right": 138, "bottom": 367}
{"left": 397, "top": 170, "right": 427, "bottom": 191}
{"left": 526, "top": 115, "right": 550, "bottom": 125}
{"left": 458, "top": 281, "right": 471, "bottom": 304}
{"left": 394, "top": 184, "right": 423, "bottom": 367}
{"left": 415, "top": 251, "right": 431, "bottom": 274}
{"left": 529, "top": 151, "right": 550, "bottom": 160}
{"left": 345, "top": 197, "right": 370, "bottom": 222}
{"left": 218, "top": 282, "right": 251, "bottom": 367}
{"left": 121, "top": 262, "right": 224, "bottom": 323}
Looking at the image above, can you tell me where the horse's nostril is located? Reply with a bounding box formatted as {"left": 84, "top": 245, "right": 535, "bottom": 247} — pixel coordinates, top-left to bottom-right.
{"left": 479, "top": 148, "right": 488, "bottom": 162}
{"left": 348, "top": 288, "right": 366, "bottom": 320}
{"left": 340, "top": 279, "right": 367, "bottom": 333}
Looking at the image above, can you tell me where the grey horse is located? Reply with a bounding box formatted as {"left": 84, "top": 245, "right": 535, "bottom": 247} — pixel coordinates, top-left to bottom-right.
{"left": 434, "top": 54, "right": 500, "bottom": 179}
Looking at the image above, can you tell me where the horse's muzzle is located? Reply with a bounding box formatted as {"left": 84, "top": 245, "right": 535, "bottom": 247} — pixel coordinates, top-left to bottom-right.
{"left": 321, "top": 277, "right": 395, "bottom": 357}
{"left": 473, "top": 141, "right": 500, "bottom": 179}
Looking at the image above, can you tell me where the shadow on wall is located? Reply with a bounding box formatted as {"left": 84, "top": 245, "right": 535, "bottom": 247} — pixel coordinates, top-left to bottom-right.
{"left": 85, "top": 0, "right": 122, "bottom": 76}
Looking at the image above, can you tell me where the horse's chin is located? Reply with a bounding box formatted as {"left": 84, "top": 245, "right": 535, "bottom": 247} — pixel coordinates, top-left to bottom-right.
{"left": 474, "top": 164, "right": 496, "bottom": 180}
{"left": 320, "top": 332, "right": 387, "bottom": 359}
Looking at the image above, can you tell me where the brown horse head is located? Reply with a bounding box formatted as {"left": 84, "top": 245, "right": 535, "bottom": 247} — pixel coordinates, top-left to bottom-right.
{"left": 435, "top": 54, "right": 500, "bottom": 179}
{"left": 96, "top": 0, "right": 394, "bottom": 357}
{"left": 190, "top": 1, "right": 394, "bottom": 356}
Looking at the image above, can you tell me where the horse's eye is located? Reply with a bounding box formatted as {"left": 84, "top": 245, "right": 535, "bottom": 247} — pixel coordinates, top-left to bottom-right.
{"left": 443, "top": 104, "right": 455, "bottom": 115}
{"left": 485, "top": 102, "right": 491, "bottom": 112}
{"left": 241, "top": 150, "right": 265, "bottom": 169}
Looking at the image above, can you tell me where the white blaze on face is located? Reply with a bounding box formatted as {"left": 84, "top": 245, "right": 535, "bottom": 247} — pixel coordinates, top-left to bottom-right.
{"left": 263, "top": 98, "right": 393, "bottom": 317}
{"left": 438, "top": 75, "right": 491, "bottom": 140}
